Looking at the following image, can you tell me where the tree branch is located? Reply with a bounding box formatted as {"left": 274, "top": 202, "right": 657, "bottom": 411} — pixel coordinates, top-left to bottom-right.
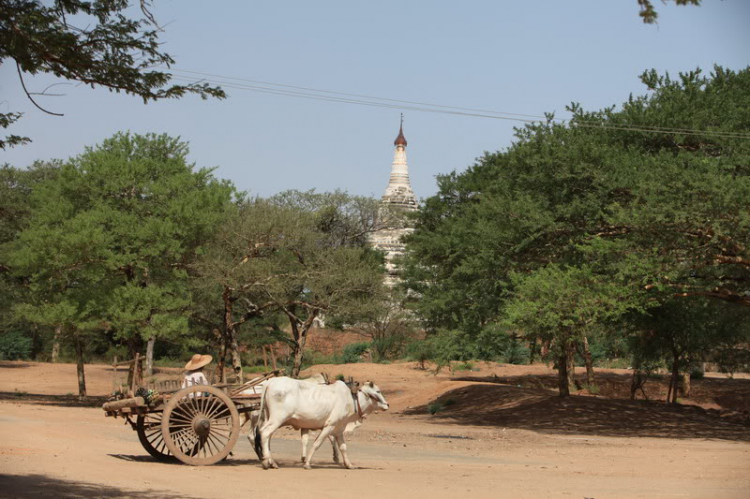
{"left": 16, "top": 63, "right": 64, "bottom": 116}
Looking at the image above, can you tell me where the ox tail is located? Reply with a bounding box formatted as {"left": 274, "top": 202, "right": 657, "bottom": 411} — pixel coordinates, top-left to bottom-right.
{"left": 252, "top": 387, "right": 268, "bottom": 460}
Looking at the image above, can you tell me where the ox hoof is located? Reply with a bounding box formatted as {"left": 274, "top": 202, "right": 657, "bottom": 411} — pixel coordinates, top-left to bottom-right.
{"left": 303, "top": 464, "right": 312, "bottom": 470}
{"left": 262, "top": 459, "right": 278, "bottom": 470}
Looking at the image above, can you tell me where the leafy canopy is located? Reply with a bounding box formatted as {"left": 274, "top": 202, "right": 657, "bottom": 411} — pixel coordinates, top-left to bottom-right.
{"left": 0, "top": 0, "right": 225, "bottom": 148}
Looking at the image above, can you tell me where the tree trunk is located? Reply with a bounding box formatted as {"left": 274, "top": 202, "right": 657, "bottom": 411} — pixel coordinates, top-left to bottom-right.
{"left": 290, "top": 311, "right": 318, "bottom": 379}
{"left": 228, "top": 331, "right": 243, "bottom": 383}
{"left": 126, "top": 337, "right": 142, "bottom": 389}
{"left": 269, "top": 344, "right": 277, "bottom": 370}
{"left": 528, "top": 339, "right": 538, "bottom": 365}
{"left": 145, "top": 336, "right": 155, "bottom": 377}
{"left": 581, "top": 336, "right": 595, "bottom": 387}
{"left": 630, "top": 368, "right": 648, "bottom": 400}
{"left": 74, "top": 333, "right": 87, "bottom": 399}
{"left": 222, "top": 287, "right": 243, "bottom": 383}
{"left": 680, "top": 371, "right": 691, "bottom": 398}
{"left": 262, "top": 346, "right": 268, "bottom": 369}
{"left": 51, "top": 325, "right": 63, "bottom": 363}
{"left": 291, "top": 341, "right": 305, "bottom": 379}
{"left": 557, "top": 352, "right": 570, "bottom": 397}
{"left": 541, "top": 340, "right": 550, "bottom": 359}
{"left": 212, "top": 328, "right": 226, "bottom": 384}
{"left": 566, "top": 341, "right": 576, "bottom": 391}
{"left": 668, "top": 356, "right": 680, "bottom": 404}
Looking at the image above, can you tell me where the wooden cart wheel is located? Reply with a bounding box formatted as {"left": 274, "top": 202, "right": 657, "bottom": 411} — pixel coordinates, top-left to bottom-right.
{"left": 161, "top": 385, "right": 240, "bottom": 466}
{"left": 136, "top": 413, "right": 175, "bottom": 462}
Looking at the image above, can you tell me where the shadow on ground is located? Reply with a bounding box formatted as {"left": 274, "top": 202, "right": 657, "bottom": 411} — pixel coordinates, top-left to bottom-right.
{"left": 0, "top": 392, "right": 106, "bottom": 408}
{"left": 0, "top": 474, "right": 197, "bottom": 499}
{"left": 453, "top": 371, "right": 750, "bottom": 412}
{"left": 0, "top": 361, "right": 32, "bottom": 369}
{"left": 405, "top": 382, "right": 750, "bottom": 442}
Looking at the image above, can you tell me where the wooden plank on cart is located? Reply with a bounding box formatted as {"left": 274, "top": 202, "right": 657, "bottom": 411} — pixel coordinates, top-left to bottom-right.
{"left": 102, "top": 397, "right": 146, "bottom": 412}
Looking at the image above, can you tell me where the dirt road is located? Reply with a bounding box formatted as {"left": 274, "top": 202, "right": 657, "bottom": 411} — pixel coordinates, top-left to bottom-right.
{"left": 1, "top": 361, "right": 749, "bottom": 499}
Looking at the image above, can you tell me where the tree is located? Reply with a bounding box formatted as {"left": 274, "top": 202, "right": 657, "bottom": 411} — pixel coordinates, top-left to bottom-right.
{"left": 194, "top": 191, "right": 387, "bottom": 379}
{"left": 628, "top": 298, "right": 750, "bottom": 403}
{"left": 348, "top": 287, "right": 418, "bottom": 361}
{"left": 191, "top": 200, "right": 295, "bottom": 382}
{"left": 403, "top": 66, "right": 750, "bottom": 395}
{"left": 0, "top": 162, "right": 61, "bottom": 359}
{"left": 8, "top": 133, "right": 234, "bottom": 395}
{"left": 503, "top": 264, "right": 644, "bottom": 396}
{"left": 267, "top": 192, "right": 386, "bottom": 378}
{"left": 0, "top": 0, "right": 225, "bottom": 148}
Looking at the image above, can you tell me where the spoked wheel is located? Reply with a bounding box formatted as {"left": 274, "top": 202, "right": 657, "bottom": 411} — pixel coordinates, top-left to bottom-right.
{"left": 136, "top": 412, "right": 175, "bottom": 462}
{"left": 161, "top": 385, "right": 240, "bottom": 466}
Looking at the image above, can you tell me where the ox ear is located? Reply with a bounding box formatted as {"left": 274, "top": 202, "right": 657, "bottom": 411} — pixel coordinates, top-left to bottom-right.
{"left": 367, "top": 381, "right": 374, "bottom": 388}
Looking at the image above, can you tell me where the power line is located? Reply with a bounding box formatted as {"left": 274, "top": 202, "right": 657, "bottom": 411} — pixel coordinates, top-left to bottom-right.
{"left": 169, "top": 75, "right": 539, "bottom": 123}
{"left": 167, "top": 68, "right": 548, "bottom": 120}
{"left": 168, "top": 69, "right": 750, "bottom": 140}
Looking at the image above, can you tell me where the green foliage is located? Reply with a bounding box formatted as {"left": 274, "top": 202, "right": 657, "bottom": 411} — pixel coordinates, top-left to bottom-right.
{"left": 426, "top": 330, "right": 475, "bottom": 369}
{"left": 475, "top": 325, "right": 530, "bottom": 364}
{"left": 452, "top": 361, "right": 475, "bottom": 372}
{"left": 194, "top": 190, "right": 385, "bottom": 377}
{"left": 243, "top": 365, "right": 270, "bottom": 374}
{"left": 405, "top": 339, "right": 435, "bottom": 369}
{"left": 630, "top": 298, "right": 750, "bottom": 379}
{"left": 0, "top": 331, "right": 33, "bottom": 360}
{"left": 428, "top": 398, "right": 456, "bottom": 415}
{"left": 714, "top": 347, "right": 750, "bottom": 378}
{"left": 403, "top": 65, "right": 750, "bottom": 389}
{"left": 0, "top": 0, "right": 224, "bottom": 147}
{"left": 637, "top": 0, "right": 701, "bottom": 24}
{"left": 427, "top": 402, "right": 444, "bottom": 415}
{"left": 340, "top": 342, "right": 371, "bottom": 364}
{"left": 7, "top": 132, "right": 234, "bottom": 374}
{"left": 580, "top": 383, "right": 600, "bottom": 395}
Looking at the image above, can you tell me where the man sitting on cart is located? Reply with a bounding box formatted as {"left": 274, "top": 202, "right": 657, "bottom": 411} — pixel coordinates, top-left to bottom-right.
{"left": 183, "top": 354, "right": 212, "bottom": 393}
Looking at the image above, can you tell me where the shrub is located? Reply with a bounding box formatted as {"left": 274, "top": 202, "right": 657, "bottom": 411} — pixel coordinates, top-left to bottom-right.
{"left": 405, "top": 340, "right": 435, "bottom": 369}
{"left": 154, "top": 357, "right": 185, "bottom": 368}
{"left": 340, "top": 342, "right": 371, "bottom": 364}
{"left": 427, "top": 402, "right": 444, "bottom": 415}
{"left": 452, "top": 361, "right": 475, "bottom": 372}
{"left": 243, "top": 365, "right": 269, "bottom": 374}
{"left": 0, "top": 332, "right": 33, "bottom": 361}
{"left": 475, "top": 325, "right": 530, "bottom": 364}
{"left": 580, "top": 383, "right": 600, "bottom": 395}
{"left": 301, "top": 351, "right": 340, "bottom": 369}
{"left": 428, "top": 398, "right": 456, "bottom": 414}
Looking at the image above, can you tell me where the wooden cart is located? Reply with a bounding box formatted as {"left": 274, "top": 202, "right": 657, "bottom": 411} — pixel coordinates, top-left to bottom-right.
{"left": 103, "top": 360, "right": 282, "bottom": 466}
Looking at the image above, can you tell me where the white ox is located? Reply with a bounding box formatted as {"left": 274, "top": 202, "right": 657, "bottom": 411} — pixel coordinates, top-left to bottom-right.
{"left": 240, "top": 374, "right": 360, "bottom": 463}
{"left": 254, "top": 377, "right": 389, "bottom": 469}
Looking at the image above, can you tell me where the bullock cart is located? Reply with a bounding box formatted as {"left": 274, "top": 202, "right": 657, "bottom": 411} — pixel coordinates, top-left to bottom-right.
{"left": 102, "top": 357, "right": 281, "bottom": 466}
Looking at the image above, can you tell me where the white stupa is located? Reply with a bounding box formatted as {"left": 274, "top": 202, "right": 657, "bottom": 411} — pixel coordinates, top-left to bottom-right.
{"left": 370, "top": 116, "right": 419, "bottom": 285}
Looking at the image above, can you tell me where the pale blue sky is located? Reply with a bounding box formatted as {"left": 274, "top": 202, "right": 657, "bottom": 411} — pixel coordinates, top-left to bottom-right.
{"left": 2, "top": 0, "right": 748, "bottom": 200}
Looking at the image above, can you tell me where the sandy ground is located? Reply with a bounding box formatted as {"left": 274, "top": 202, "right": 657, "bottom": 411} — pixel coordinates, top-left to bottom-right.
{"left": 1, "top": 360, "right": 749, "bottom": 499}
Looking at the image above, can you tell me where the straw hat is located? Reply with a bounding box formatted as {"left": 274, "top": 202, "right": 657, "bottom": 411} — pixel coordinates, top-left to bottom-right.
{"left": 185, "top": 354, "right": 212, "bottom": 371}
